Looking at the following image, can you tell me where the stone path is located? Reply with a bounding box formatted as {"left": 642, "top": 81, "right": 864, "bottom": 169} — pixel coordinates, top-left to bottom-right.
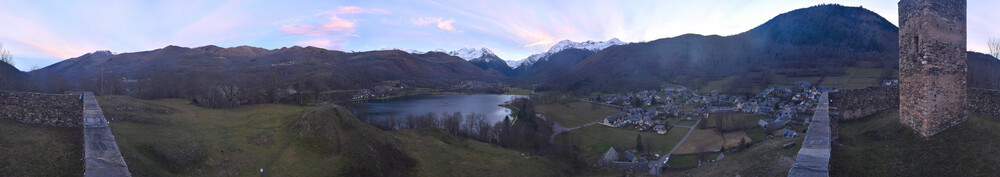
{"left": 82, "top": 92, "right": 131, "bottom": 177}
{"left": 788, "top": 92, "right": 831, "bottom": 177}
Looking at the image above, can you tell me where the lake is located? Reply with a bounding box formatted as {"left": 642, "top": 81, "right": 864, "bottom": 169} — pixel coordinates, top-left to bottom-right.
{"left": 359, "top": 94, "right": 527, "bottom": 124}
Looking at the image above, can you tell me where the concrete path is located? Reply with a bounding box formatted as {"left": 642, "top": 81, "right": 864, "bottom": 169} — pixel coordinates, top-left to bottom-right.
{"left": 788, "top": 92, "right": 832, "bottom": 177}
{"left": 82, "top": 92, "right": 131, "bottom": 177}
{"left": 540, "top": 114, "right": 600, "bottom": 144}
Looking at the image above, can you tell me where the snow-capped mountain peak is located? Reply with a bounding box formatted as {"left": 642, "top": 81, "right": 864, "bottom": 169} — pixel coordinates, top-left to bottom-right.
{"left": 448, "top": 47, "right": 497, "bottom": 61}
{"left": 513, "top": 38, "right": 625, "bottom": 68}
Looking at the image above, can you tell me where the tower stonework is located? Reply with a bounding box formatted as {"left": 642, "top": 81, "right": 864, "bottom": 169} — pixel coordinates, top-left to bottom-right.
{"left": 898, "top": 0, "right": 967, "bottom": 137}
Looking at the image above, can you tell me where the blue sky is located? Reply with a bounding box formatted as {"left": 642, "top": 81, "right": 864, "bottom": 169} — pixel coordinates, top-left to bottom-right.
{"left": 1, "top": 0, "right": 997, "bottom": 71}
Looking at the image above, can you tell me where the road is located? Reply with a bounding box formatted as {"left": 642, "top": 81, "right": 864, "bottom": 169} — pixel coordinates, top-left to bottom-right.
{"left": 649, "top": 118, "right": 700, "bottom": 175}
{"left": 577, "top": 99, "right": 623, "bottom": 109}
{"left": 539, "top": 114, "right": 600, "bottom": 144}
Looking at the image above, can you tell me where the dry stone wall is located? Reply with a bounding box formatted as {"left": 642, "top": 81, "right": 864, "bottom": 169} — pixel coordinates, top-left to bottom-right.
{"left": 969, "top": 88, "right": 1000, "bottom": 118}
{"left": 0, "top": 90, "right": 82, "bottom": 127}
{"left": 830, "top": 86, "right": 900, "bottom": 120}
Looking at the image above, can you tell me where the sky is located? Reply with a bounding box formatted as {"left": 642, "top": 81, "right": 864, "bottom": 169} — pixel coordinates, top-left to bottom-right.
{"left": 0, "top": 0, "right": 997, "bottom": 71}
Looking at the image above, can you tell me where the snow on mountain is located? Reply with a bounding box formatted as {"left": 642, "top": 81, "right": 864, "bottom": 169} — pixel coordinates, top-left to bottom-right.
{"left": 506, "top": 59, "right": 526, "bottom": 68}
{"left": 515, "top": 38, "right": 625, "bottom": 68}
{"left": 448, "top": 47, "right": 496, "bottom": 61}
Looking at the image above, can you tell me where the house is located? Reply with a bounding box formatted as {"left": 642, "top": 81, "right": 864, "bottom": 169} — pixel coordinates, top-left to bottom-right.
{"left": 654, "top": 125, "right": 667, "bottom": 134}
{"left": 598, "top": 147, "right": 619, "bottom": 165}
{"left": 781, "top": 129, "right": 798, "bottom": 138}
{"left": 624, "top": 152, "right": 637, "bottom": 162}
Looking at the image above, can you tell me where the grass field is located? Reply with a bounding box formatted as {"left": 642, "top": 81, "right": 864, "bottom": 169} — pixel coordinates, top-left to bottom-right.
{"left": 535, "top": 101, "right": 621, "bottom": 128}
{"left": 831, "top": 109, "right": 1000, "bottom": 177}
{"left": 745, "top": 127, "right": 770, "bottom": 142}
{"left": 393, "top": 128, "right": 572, "bottom": 176}
{"left": 99, "top": 96, "right": 341, "bottom": 176}
{"left": 555, "top": 125, "right": 688, "bottom": 163}
{"left": 675, "top": 129, "right": 751, "bottom": 154}
{"left": 684, "top": 136, "right": 802, "bottom": 176}
{"left": 0, "top": 119, "right": 83, "bottom": 177}
{"left": 99, "top": 95, "right": 578, "bottom": 176}
{"left": 676, "top": 120, "right": 697, "bottom": 126}
{"left": 668, "top": 152, "right": 722, "bottom": 168}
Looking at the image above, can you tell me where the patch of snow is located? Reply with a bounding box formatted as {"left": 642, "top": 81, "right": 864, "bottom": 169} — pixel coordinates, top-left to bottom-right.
{"left": 448, "top": 47, "right": 496, "bottom": 61}
{"left": 517, "top": 38, "right": 625, "bottom": 69}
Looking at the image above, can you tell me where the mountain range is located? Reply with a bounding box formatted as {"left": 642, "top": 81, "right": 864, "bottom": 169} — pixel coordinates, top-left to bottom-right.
{"left": 3, "top": 4, "right": 999, "bottom": 103}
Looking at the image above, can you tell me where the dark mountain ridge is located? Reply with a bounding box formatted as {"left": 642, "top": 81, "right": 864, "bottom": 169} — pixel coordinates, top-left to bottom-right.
{"left": 32, "top": 45, "right": 503, "bottom": 107}
{"left": 467, "top": 52, "right": 516, "bottom": 76}
{"left": 529, "top": 4, "right": 901, "bottom": 93}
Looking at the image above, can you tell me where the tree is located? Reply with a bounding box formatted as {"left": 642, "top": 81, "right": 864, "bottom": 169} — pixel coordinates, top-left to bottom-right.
{"left": 990, "top": 38, "right": 1000, "bottom": 59}
{"left": 0, "top": 43, "right": 12, "bottom": 66}
{"left": 636, "top": 134, "right": 644, "bottom": 152}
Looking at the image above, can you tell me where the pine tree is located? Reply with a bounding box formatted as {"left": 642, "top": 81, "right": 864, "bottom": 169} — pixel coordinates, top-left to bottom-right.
{"left": 636, "top": 134, "right": 644, "bottom": 151}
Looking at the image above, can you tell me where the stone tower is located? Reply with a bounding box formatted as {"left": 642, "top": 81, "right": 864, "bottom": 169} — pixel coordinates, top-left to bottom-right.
{"left": 898, "top": 0, "right": 967, "bottom": 137}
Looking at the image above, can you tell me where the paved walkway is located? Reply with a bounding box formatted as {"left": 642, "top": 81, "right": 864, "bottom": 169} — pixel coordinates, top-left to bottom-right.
{"left": 82, "top": 92, "right": 131, "bottom": 177}
{"left": 788, "top": 92, "right": 831, "bottom": 177}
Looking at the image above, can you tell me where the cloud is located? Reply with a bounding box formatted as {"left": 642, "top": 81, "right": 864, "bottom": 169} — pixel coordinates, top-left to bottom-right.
{"left": 336, "top": 6, "right": 388, "bottom": 15}
{"left": 411, "top": 17, "right": 459, "bottom": 32}
{"left": 523, "top": 40, "right": 555, "bottom": 47}
{"left": 298, "top": 39, "right": 347, "bottom": 50}
{"left": 281, "top": 6, "right": 387, "bottom": 36}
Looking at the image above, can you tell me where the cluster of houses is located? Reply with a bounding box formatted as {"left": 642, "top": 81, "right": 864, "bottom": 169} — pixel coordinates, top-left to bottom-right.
{"left": 596, "top": 147, "right": 651, "bottom": 172}
{"left": 601, "top": 108, "right": 664, "bottom": 131}
{"left": 451, "top": 81, "right": 503, "bottom": 90}
{"left": 591, "top": 87, "right": 695, "bottom": 109}
{"left": 350, "top": 84, "right": 404, "bottom": 100}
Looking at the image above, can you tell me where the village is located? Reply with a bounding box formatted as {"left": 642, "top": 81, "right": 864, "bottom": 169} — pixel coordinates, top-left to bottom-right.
{"left": 582, "top": 81, "right": 838, "bottom": 172}
{"left": 592, "top": 82, "right": 830, "bottom": 132}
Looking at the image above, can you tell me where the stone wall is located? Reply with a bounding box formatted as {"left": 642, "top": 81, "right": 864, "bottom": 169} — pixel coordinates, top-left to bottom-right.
{"left": 830, "top": 86, "right": 899, "bottom": 121}
{"left": 898, "top": 0, "right": 968, "bottom": 137}
{"left": 969, "top": 88, "right": 1000, "bottom": 118}
{"left": 0, "top": 90, "right": 83, "bottom": 127}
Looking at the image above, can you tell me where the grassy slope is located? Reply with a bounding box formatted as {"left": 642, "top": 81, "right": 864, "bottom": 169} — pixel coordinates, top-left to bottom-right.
{"left": 99, "top": 96, "right": 333, "bottom": 176}
{"left": 832, "top": 109, "right": 1000, "bottom": 177}
{"left": 101, "top": 95, "right": 571, "bottom": 177}
{"left": 101, "top": 96, "right": 419, "bottom": 176}
{"left": 555, "top": 125, "right": 688, "bottom": 163}
{"left": 686, "top": 66, "right": 891, "bottom": 95}
{"left": 0, "top": 119, "right": 83, "bottom": 176}
{"left": 392, "top": 128, "right": 571, "bottom": 177}
{"left": 535, "top": 101, "right": 621, "bottom": 128}
{"left": 684, "top": 136, "right": 803, "bottom": 176}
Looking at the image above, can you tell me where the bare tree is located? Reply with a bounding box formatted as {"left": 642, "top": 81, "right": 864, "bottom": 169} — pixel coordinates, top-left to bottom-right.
{"left": 0, "top": 43, "right": 12, "bottom": 66}
{"left": 989, "top": 38, "right": 1000, "bottom": 59}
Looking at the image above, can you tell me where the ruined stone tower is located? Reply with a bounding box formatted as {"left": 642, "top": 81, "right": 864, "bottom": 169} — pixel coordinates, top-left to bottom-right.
{"left": 898, "top": 0, "right": 967, "bottom": 137}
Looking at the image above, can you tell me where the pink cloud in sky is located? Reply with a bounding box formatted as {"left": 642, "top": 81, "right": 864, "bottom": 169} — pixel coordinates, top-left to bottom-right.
{"left": 298, "top": 39, "right": 347, "bottom": 50}
{"left": 411, "top": 17, "right": 459, "bottom": 32}
{"left": 282, "top": 6, "right": 387, "bottom": 49}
